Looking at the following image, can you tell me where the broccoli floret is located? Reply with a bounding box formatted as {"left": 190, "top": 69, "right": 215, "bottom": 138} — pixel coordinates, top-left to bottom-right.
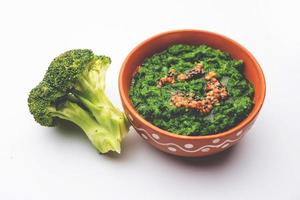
{"left": 28, "top": 49, "right": 129, "bottom": 153}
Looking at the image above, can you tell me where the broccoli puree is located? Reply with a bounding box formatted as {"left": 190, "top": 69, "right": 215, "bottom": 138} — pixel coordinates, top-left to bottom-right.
{"left": 129, "top": 44, "right": 254, "bottom": 136}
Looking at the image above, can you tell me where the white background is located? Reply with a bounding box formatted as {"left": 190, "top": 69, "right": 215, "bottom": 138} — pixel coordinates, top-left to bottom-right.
{"left": 0, "top": 0, "right": 299, "bottom": 199}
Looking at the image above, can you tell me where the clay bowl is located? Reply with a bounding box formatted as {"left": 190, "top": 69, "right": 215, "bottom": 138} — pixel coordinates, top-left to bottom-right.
{"left": 119, "top": 29, "right": 266, "bottom": 157}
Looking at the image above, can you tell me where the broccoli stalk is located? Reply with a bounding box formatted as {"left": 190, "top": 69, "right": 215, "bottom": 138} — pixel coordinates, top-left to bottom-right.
{"left": 54, "top": 101, "right": 126, "bottom": 153}
{"left": 28, "top": 49, "right": 129, "bottom": 153}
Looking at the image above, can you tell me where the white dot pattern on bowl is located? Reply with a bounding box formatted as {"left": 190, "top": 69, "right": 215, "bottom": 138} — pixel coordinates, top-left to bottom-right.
{"left": 184, "top": 144, "right": 194, "bottom": 149}
{"left": 131, "top": 123, "right": 245, "bottom": 154}
{"left": 236, "top": 130, "right": 243, "bottom": 137}
{"left": 152, "top": 133, "right": 160, "bottom": 140}
{"left": 141, "top": 133, "right": 148, "bottom": 140}
{"left": 168, "top": 147, "right": 177, "bottom": 152}
{"left": 212, "top": 138, "right": 221, "bottom": 144}
{"left": 221, "top": 143, "right": 230, "bottom": 149}
{"left": 201, "top": 148, "right": 210, "bottom": 152}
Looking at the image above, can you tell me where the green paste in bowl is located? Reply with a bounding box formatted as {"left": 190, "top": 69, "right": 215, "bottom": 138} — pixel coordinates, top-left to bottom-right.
{"left": 129, "top": 44, "right": 254, "bottom": 136}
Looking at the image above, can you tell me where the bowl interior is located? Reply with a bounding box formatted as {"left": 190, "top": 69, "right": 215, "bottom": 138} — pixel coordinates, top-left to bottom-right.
{"left": 120, "top": 30, "right": 266, "bottom": 136}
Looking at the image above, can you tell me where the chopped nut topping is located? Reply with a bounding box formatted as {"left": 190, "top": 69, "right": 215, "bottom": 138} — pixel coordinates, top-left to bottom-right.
{"left": 155, "top": 64, "right": 228, "bottom": 114}
{"left": 177, "top": 63, "right": 204, "bottom": 81}
{"left": 137, "top": 65, "right": 141, "bottom": 73}
{"left": 178, "top": 73, "right": 188, "bottom": 81}
{"left": 157, "top": 69, "right": 176, "bottom": 88}
{"left": 168, "top": 68, "right": 176, "bottom": 76}
{"left": 205, "top": 71, "right": 217, "bottom": 80}
{"left": 133, "top": 65, "right": 142, "bottom": 76}
{"left": 171, "top": 71, "right": 228, "bottom": 114}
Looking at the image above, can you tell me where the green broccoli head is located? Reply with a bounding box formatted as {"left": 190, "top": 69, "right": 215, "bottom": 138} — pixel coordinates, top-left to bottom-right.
{"left": 28, "top": 94, "right": 54, "bottom": 127}
{"left": 28, "top": 49, "right": 129, "bottom": 153}
{"left": 28, "top": 81, "right": 64, "bottom": 126}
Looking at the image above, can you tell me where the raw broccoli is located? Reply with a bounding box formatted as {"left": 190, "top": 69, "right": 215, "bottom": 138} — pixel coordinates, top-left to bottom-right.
{"left": 28, "top": 49, "right": 129, "bottom": 153}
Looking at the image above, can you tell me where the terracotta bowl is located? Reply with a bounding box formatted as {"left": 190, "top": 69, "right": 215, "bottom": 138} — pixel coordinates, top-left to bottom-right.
{"left": 119, "top": 30, "right": 266, "bottom": 157}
